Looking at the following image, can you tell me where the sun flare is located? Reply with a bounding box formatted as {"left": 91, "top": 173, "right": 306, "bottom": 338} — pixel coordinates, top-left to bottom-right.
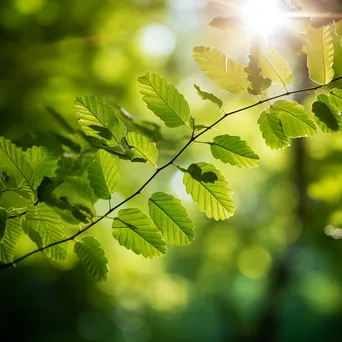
{"left": 241, "top": 0, "right": 288, "bottom": 40}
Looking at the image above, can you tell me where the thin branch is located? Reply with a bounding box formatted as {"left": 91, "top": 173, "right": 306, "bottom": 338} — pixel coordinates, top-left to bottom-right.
{"left": 1, "top": 76, "right": 342, "bottom": 270}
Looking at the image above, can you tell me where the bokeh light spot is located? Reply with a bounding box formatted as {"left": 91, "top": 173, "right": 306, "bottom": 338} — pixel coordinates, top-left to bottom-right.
{"left": 238, "top": 246, "right": 272, "bottom": 279}
{"left": 139, "top": 24, "right": 176, "bottom": 57}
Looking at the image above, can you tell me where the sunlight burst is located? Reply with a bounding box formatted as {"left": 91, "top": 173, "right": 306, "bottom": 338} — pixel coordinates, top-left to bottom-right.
{"left": 241, "top": 0, "right": 288, "bottom": 40}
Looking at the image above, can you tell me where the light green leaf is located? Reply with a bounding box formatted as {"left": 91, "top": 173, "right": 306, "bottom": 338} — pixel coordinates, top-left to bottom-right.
{"left": 335, "top": 20, "right": 342, "bottom": 38}
{"left": 312, "top": 94, "right": 342, "bottom": 133}
{"left": 271, "top": 100, "right": 316, "bottom": 138}
{"left": 258, "top": 45, "right": 293, "bottom": 87}
{"left": 258, "top": 111, "right": 290, "bottom": 150}
{"left": 25, "top": 146, "right": 58, "bottom": 188}
{"left": 0, "top": 137, "right": 35, "bottom": 197}
{"left": 303, "top": 25, "right": 334, "bottom": 85}
{"left": 0, "top": 208, "right": 7, "bottom": 237}
{"left": 329, "top": 88, "right": 342, "bottom": 110}
{"left": 87, "top": 149, "right": 119, "bottom": 200}
{"left": 148, "top": 192, "right": 195, "bottom": 245}
{"left": 182, "top": 162, "right": 235, "bottom": 220}
{"left": 126, "top": 132, "right": 158, "bottom": 166}
{"left": 194, "top": 84, "right": 223, "bottom": 108}
{"left": 74, "top": 236, "right": 109, "bottom": 281}
{"left": 74, "top": 95, "right": 126, "bottom": 146}
{"left": 210, "top": 135, "right": 260, "bottom": 168}
{"left": 0, "top": 217, "right": 22, "bottom": 263}
{"left": 138, "top": 72, "right": 190, "bottom": 128}
{"left": 192, "top": 46, "right": 248, "bottom": 94}
{"left": 22, "top": 203, "right": 68, "bottom": 262}
{"left": 112, "top": 208, "right": 167, "bottom": 258}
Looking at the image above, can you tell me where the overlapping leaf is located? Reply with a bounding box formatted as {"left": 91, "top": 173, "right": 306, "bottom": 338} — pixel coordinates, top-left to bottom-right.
{"left": 148, "top": 192, "right": 195, "bottom": 245}
{"left": 0, "top": 217, "right": 22, "bottom": 263}
{"left": 258, "top": 111, "right": 290, "bottom": 149}
{"left": 0, "top": 137, "right": 35, "bottom": 196}
{"left": 245, "top": 44, "right": 272, "bottom": 95}
{"left": 303, "top": 25, "right": 334, "bottom": 85}
{"left": 193, "top": 46, "right": 248, "bottom": 94}
{"left": 312, "top": 94, "right": 342, "bottom": 133}
{"left": 194, "top": 84, "right": 223, "bottom": 108}
{"left": 126, "top": 132, "right": 158, "bottom": 166}
{"left": 25, "top": 146, "right": 58, "bottom": 188}
{"left": 258, "top": 46, "right": 293, "bottom": 87}
{"left": 74, "top": 236, "right": 108, "bottom": 281}
{"left": 329, "top": 88, "right": 342, "bottom": 111}
{"left": 0, "top": 208, "right": 7, "bottom": 237}
{"left": 210, "top": 135, "right": 259, "bottom": 168}
{"left": 271, "top": 100, "right": 316, "bottom": 138}
{"left": 22, "top": 203, "right": 68, "bottom": 262}
{"left": 74, "top": 95, "right": 126, "bottom": 145}
{"left": 112, "top": 208, "right": 167, "bottom": 258}
{"left": 138, "top": 72, "right": 190, "bottom": 128}
{"left": 88, "top": 149, "right": 119, "bottom": 199}
{"left": 181, "top": 162, "right": 235, "bottom": 220}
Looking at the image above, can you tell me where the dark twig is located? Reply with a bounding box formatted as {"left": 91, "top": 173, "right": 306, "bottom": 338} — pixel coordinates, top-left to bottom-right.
{"left": 1, "top": 76, "right": 342, "bottom": 270}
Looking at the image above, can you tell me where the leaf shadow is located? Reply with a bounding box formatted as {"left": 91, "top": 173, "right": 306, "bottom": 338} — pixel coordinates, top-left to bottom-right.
{"left": 188, "top": 164, "right": 218, "bottom": 183}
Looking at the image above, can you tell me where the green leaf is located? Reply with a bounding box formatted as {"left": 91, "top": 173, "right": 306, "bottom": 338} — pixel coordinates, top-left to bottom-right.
{"left": 303, "top": 25, "right": 334, "bottom": 85}
{"left": 329, "top": 88, "right": 342, "bottom": 110}
{"left": 112, "top": 208, "right": 167, "bottom": 258}
{"left": 74, "top": 236, "right": 109, "bottom": 281}
{"left": 148, "top": 192, "right": 195, "bottom": 245}
{"left": 74, "top": 95, "right": 127, "bottom": 146}
{"left": 192, "top": 46, "right": 248, "bottom": 94}
{"left": 335, "top": 20, "right": 342, "bottom": 38}
{"left": 258, "top": 45, "right": 293, "bottom": 87}
{"left": 22, "top": 203, "right": 68, "bottom": 262}
{"left": 0, "top": 137, "right": 35, "bottom": 197}
{"left": 245, "top": 44, "right": 272, "bottom": 95}
{"left": 0, "top": 208, "right": 8, "bottom": 237}
{"left": 194, "top": 84, "right": 223, "bottom": 108}
{"left": 0, "top": 217, "right": 22, "bottom": 263}
{"left": 126, "top": 132, "right": 158, "bottom": 166}
{"left": 210, "top": 135, "right": 260, "bottom": 168}
{"left": 87, "top": 149, "right": 119, "bottom": 200}
{"left": 181, "top": 162, "right": 235, "bottom": 220}
{"left": 25, "top": 146, "right": 58, "bottom": 188}
{"left": 312, "top": 94, "right": 342, "bottom": 133}
{"left": 271, "top": 100, "right": 316, "bottom": 138}
{"left": 138, "top": 72, "right": 190, "bottom": 128}
{"left": 258, "top": 111, "right": 290, "bottom": 150}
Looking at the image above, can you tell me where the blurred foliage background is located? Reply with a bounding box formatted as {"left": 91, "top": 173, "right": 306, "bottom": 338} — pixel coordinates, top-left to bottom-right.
{"left": 0, "top": 0, "right": 341, "bottom": 341}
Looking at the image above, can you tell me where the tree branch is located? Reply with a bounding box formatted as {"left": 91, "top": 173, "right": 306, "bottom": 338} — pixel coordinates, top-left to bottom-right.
{"left": 1, "top": 76, "right": 342, "bottom": 270}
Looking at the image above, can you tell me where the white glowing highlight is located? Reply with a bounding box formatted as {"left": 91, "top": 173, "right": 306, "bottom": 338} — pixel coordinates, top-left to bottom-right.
{"left": 241, "top": 0, "right": 288, "bottom": 40}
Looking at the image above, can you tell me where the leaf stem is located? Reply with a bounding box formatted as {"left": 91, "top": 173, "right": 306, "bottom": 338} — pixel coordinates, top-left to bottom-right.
{"left": 1, "top": 75, "right": 342, "bottom": 270}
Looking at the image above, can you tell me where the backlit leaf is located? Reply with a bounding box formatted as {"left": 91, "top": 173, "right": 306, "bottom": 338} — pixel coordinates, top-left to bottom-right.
{"left": 0, "top": 217, "right": 22, "bottom": 263}
{"left": 271, "top": 100, "right": 316, "bottom": 138}
{"left": 22, "top": 203, "right": 68, "bottom": 262}
{"left": 74, "top": 236, "right": 108, "bottom": 281}
{"left": 210, "top": 135, "right": 260, "bottom": 168}
{"left": 25, "top": 146, "right": 58, "bottom": 188}
{"left": 181, "top": 162, "right": 235, "bottom": 220}
{"left": 148, "top": 192, "right": 195, "bottom": 245}
{"left": 112, "top": 208, "right": 167, "bottom": 258}
{"left": 74, "top": 95, "right": 126, "bottom": 146}
{"left": 258, "top": 111, "right": 290, "bottom": 149}
{"left": 312, "top": 94, "right": 342, "bottom": 133}
{"left": 303, "top": 25, "right": 334, "bottom": 85}
{"left": 193, "top": 46, "right": 248, "bottom": 94}
{"left": 88, "top": 149, "right": 119, "bottom": 199}
{"left": 329, "top": 88, "right": 342, "bottom": 111}
{"left": 126, "top": 132, "right": 158, "bottom": 166}
{"left": 194, "top": 84, "right": 223, "bottom": 108}
{"left": 138, "top": 72, "right": 190, "bottom": 128}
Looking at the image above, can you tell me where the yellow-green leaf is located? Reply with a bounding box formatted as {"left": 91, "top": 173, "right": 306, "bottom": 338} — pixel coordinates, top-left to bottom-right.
{"left": 303, "top": 25, "right": 334, "bottom": 85}
{"left": 193, "top": 46, "right": 248, "bottom": 94}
